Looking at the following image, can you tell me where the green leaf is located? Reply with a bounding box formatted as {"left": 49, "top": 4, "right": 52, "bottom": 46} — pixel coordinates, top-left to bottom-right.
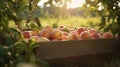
{"left": 104, "top": 23, "right": 112, "bottom": 32}
{"left": 0, "top": 45, "right": 8, "bottom": 55}
{"left": 31, "top": 43, "right": 40, "bottom": 49}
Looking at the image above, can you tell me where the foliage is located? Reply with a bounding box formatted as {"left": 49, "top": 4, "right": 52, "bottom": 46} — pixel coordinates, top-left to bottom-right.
{"left": 81, "top": 3, "right": 99, "bottom": 17}
{"left": 0, "top": 0, "right": 41, "bottom": 34}
{"left": 0, "top": 30, "right": 47, "bottom": 67}
{"left": 103, "top": 59, "right": 120, "bottom": 67}
{"left": 86, "top": 0, "right": 120, "bottom": 35}
{"left": 0, "top": 37, "right": 48, "bottom": 67}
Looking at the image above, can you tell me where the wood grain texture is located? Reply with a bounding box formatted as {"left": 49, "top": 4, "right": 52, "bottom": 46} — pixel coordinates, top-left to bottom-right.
{"left": 36, "top": 38, "right": 119, "bottom": 60}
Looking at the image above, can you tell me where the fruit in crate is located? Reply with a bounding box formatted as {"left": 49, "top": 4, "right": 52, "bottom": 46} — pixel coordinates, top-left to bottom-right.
{"left": 61, "top": 35, "right": 68, "bottom": 41}
{"left": 67, "top": 33, "right": 79, "bottom": 40}
{"left": 30, "top": 36, "right": 39, "bottom": 42}
{"left": 51, "top": 29, "right": 63, "bottom": 40}
{"left": 30, "top": 31, "right": 39, "bottom": 36}
{"left": 103, "top": 32, "right": 113, "bottom": 39}
{"left": 77, "top": 27, "right": 86, "bottom": 35}
{"left": 52, "top": 39, "right": 60, "bottom": 41}
{"left": 91, "top": 33, "right": 100, "bottom": 39}
{"left": 79, "top": 31, "right": 92, "bottom": 40}
{"left": 59, "top": 25, "right": 65, "bottom": 31}
{"left": 39, "top": 37, "right": 50, "bottom": 42}
{"left": 23, "top": 31, "right": 32, "bottom": 39}
{"left": 62, "top": 31, "right": 69, "bottom": 36}
{"left": 22, "top": 25, "right": 115, "bottom": 42}
{"left": 39, "top": 29, "right": 51, "bottom": 39}
{"left": 44, "top": 25, "right": 53, "bottom": 32}
{"left": 88, "top": 28, "right": 97, "bottom": 34}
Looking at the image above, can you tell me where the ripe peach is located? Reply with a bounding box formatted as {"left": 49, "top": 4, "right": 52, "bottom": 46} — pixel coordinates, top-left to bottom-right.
{"left": 70, "top": 31, "right": 80, "bottom": 38}
{"left": 62, "top": 31, "right": 69, "bottom": 36}
{"left": 30, "top": 36, "right": 39, "bottom": 42}
{"left": 59, "top": 25, "right": 65, "bottom": 31}
{"left": 38, "top": 37, "right": 50, "bottom": 42}
{"left": 44, "top": 25, "right": 53, "bottom": 32}
{"left": 68, "top": 28, "right": 76, "bottom": 32}
{"left": 22, "top": 31, "right": 32, "bottom": 39}
{"left": 91, "top": 33, "right": 100, "bottom": 39}
{"left": 61, "top": 35, "right": 68, "bottom": 41}
{"left": 98, "top": 33, "right": 103, "bottom": 38}
{"left": 70, "top": 31, "right": 79, "bottom": 35}
{"left": 103, "top": 32, "right": 113, "bottom": 39}
{"left": 52, "top": 39, "right": 60, "bottom": 42}
{"left": 88, "top": 29, "right": 97, "bottom": 34}
{"left": 30, "top": 31, "right": 39, "bottom": 36}
{"left": 77, "top": 27, "right": 86, "bottom": 35}
{"left": 79, "top": 31, "right": 92, "bottom": 40}
{"left": 39, "top": 29, "right": 51, "bottom": 39}
{"left": 67, "top": 33, "right": 79, "bottom": 40}
{"left": 24, "top": 38, "right": 29, "bottom": 43}
{"left": 51, "top": 29, "right": 63, "bottom": 40}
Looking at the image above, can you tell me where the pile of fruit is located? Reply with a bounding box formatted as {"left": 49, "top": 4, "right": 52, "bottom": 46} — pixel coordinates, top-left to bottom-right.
{"left": 22, "top": 25, "right": 114, "bottom": 42}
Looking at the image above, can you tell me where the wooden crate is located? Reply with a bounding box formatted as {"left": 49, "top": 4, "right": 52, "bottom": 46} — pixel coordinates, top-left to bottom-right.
{"left": 35, "top": 38, "right": 119, "bottom": 60}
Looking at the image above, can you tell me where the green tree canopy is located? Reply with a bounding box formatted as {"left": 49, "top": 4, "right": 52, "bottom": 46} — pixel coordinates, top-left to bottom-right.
{"left": 86, "top": 0, "right": 120, "bottom": 35}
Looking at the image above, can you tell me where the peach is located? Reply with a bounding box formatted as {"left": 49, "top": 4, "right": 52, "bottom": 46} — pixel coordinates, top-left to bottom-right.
{"left": 79, "top": 31, "right": 92, "bottom": 40}
{"left": 98, "top": 33, "right": 103, "bottom": 38}
{"left": 24, "top": 38, "right": 29, "bottom": 42}
{"left": 38, "top": 37, "right": 50, "bottom": 42}
{"left": 51, "top": 29, "right": 63, "bottom": 40}
{"left": 103, "top": 32, "right": 113, "bottom": 39}
{"left": 61, "top": 35, "right": 68, "bottom": 41}
{"left": 70, "top": 31, "right": 79, "bottom": 35}
{"left": 77, "top": 27, "right": 86, "bottom": 35}
{"left": 70, "top": 31, "right": 80, "bottom": 38}
{"left": 88, "top": 29, "right": 97, "bottom": 34}
{"left": 52, "top": 39, "right": 60, "bottom": 42}
{"left": 91, "top": 33, "right": 100, "bottom": 39}
{"left": 44, "top": 25, "right": 53, "bottom": 32}
{"left": 39, "top": 29, "right": 51, "bottom": 39}
{"left": 59, "top": 25, "right": 65, "bottom": 31}
{"left": 62, "top": 31, "right": 69, "bottom": 36}
{"left": 67, "top": 33, "right": 79, "bottom": 40}
{"left": 30, "top": 36, "right": 39, "bottom": 42}
{"left": 30, "top": 31, "right": 39, "bottom": 36}
{"left": 69, "top": 28, "right": 76, "bottom": 32}
{"left": 22, "top": 31, "right": 32, "bottom": 39}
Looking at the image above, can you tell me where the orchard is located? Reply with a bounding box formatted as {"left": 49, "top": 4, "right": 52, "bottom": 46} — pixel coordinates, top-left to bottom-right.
{"left": 0, "top": 0, "right": 120, "bottom": 67}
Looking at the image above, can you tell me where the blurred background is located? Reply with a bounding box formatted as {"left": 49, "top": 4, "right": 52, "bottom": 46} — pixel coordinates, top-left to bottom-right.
{"left": 0, "top": 0, "right": 120, "bottom": 34}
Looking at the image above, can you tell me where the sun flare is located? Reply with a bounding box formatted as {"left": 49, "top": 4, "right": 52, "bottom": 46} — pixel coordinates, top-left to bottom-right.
{"left": 38, "top": 0, "right": 85, "bottom": 8}
{"left": 67, "top": 0, "right": 85, "bottom": 9}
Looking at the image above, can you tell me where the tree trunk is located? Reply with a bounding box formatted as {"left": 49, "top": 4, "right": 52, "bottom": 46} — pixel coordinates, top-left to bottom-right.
{"left": 35, "top": 18, "right": 42, "bottom": 27}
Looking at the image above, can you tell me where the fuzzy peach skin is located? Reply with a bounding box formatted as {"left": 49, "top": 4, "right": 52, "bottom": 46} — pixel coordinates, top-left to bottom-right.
{"left": 22, "top": 31, "right": 32, "bottom": 39}
{"left": 79, "top": 31, "right": 92, "bottom": 40}
{"left": 103, "top": 32, "right": 113, "bottom": 39}
{"left": 39, "top": 29, "right": 51, "bottom": 39}
{"left": 51, "top": 29, "right": 63, "bottom": 40}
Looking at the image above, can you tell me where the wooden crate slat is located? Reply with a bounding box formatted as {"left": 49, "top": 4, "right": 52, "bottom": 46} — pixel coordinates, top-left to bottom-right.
{"left": 36, "top": 38, "right": 119, "bottom": 60}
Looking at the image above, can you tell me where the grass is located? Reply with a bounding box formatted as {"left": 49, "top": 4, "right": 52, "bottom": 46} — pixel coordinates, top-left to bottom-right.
{"left": 40, "top": 16, "right": 101, "bottom": 30}
{"left": 8, "top": 16, "right": 101, "bottom": 31}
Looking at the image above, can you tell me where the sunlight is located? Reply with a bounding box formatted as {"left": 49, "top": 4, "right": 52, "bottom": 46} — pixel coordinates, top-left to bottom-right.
{"left": 38, "top": 0, "right": 86, "bottom": 8}
{"left": 67, "top": 0, "right": 85, "bottom": 9}
{"left": 37, "top": 0, "right": 49, "bottom": 7}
